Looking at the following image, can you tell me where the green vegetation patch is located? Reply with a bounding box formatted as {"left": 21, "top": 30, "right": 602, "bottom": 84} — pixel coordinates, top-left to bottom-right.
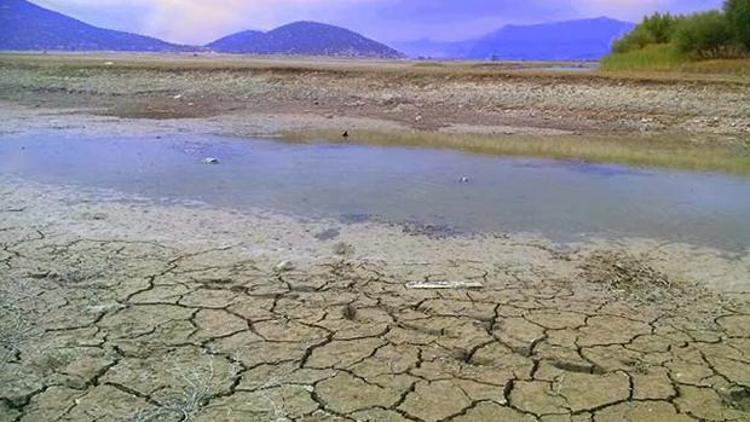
{"left": 601, "top": 44, "right": 688, "bottom": 71}
{"left": 604, "top": 0, "right": 750, "bottom": 71}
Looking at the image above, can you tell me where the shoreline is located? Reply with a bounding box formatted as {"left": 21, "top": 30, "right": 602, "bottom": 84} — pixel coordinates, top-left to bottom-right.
{"left": 1, "top": 54, "right": 749, "bottom": 175}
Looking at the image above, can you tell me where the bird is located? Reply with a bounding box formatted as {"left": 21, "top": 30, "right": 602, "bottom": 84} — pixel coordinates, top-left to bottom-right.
{"left": 342, "top": 131, "right": 349, "bottom": 138}
{"left": 459, "top": 176, "right": 470, "bottom": 184}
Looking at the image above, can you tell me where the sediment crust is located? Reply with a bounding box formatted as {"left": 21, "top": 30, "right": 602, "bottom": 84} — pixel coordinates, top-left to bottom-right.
{"left": 1, "top": 179, "right": 748, "bottom": 421}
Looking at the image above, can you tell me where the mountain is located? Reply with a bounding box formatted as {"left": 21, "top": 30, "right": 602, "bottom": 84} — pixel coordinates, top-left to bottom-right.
{"left": 390, "top": 39, "right": 473, "bottom": 60}
{"left": 396, "top": 17, "right": 635, "bottom": 61}
{"left": 205, "top": 30, "right": 265, "bottom": 53}
{"left": 0, "top": 0, "right": 191, "bottom": 52}
{"left": 468, "top": 17, "right": 634, "bottom": 60}
{"left": 208, "top": 21, "right": 404, "bottom": 58}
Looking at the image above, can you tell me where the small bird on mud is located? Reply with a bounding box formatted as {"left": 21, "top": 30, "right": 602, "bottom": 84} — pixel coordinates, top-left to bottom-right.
{"left": 342, "top": 131, "right": 349, "bottom": 138}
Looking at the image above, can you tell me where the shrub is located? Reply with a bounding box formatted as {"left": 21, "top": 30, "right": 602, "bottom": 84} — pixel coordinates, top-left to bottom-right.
{"left": 724, "top": 0, "right": 750, "bottom": 49}
{"left": 613, "top": 13, "right": 682, "bottom": 53}
{"left": 673, "top": 11, "right": 735, "bottom": 58}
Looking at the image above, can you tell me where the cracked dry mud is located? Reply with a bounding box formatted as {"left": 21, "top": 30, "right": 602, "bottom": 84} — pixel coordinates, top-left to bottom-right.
{"left": 1, "top": 180, "right": 749, "bottom": 422}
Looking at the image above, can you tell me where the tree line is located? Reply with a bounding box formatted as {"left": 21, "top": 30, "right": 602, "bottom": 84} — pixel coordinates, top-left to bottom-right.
{"left": 613, "top": 0, "right": 750, "bottom": 59}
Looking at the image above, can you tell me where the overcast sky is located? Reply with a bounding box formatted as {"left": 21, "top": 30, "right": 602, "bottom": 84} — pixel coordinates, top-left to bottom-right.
{"left": 32, "top": 0, "right": 722, "bottom": 45}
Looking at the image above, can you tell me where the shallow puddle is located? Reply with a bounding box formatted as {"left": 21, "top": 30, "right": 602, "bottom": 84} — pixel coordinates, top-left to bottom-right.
{"left": 2, "top": 131, "right": 750, "bottom": 250}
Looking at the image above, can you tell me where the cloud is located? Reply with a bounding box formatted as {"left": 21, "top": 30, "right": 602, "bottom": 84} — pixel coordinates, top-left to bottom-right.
{"left": 32, "top": 0, "right": 723, "bottom": 45}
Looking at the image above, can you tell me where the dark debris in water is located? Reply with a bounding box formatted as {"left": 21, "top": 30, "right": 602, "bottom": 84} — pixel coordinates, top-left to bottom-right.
{"left": 314, "top": 228, "right": 340, "bottom": 241}
{"left": 400, "top": 221, "right": 463, "bottom": 239}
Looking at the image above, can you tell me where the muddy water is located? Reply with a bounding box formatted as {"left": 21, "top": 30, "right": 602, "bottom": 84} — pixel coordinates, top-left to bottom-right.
{"left": 2, "top": 131, "right": 750, "bottom": 250}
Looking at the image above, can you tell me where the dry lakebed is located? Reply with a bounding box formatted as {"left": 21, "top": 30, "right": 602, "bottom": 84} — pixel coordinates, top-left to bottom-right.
{"left": 0, "top": 55, "right": 749, "bottom": 422}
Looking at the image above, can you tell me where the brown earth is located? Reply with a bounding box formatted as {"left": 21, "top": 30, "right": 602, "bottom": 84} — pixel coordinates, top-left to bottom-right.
{"left": 0, "top": 53, "right": 749, "bottom": 143}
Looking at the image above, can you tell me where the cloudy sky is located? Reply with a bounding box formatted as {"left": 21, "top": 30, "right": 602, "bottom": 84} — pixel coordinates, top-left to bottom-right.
{"left": 33, "top": 0, "right": 722, "bottom": 44}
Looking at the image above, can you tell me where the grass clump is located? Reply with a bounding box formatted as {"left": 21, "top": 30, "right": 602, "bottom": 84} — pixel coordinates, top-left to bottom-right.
{"left": 600, "top": 44, "right": 687, "bottom": 71}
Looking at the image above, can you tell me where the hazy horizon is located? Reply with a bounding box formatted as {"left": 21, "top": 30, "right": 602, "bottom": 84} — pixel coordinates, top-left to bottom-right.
{"left": 26, "top": 0, "right": 722, "bottom": 45}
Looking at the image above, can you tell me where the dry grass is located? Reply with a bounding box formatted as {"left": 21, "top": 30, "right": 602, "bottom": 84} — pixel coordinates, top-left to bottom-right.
{"left": 680, "top": 58, "right": 750, "bottom": 75}
{"left": 600, "top": 45, "right": 750, "bottom": 81}
{"left": 281, "top": 129, "right": 750, "bottom": 176}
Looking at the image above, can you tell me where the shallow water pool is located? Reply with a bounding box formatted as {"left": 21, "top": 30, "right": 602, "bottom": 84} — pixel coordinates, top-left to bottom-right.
{"left": 2, "top": 132, "right": 750, "bottom": 250}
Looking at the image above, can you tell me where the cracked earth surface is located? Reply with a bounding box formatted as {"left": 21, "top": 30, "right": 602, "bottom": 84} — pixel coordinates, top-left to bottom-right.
{"left": 1, "top": 180, "right": 749, "bottom": 422}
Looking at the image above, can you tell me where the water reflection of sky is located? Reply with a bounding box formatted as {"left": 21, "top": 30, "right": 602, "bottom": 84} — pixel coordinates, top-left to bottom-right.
{"left": 2, "top": 131, "right": 749, "bottom": 251}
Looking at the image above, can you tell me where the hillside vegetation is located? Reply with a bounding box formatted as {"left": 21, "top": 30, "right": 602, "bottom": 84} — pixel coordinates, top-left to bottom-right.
{"left": 601, "top": 0, "right": 750, "bottom": 72}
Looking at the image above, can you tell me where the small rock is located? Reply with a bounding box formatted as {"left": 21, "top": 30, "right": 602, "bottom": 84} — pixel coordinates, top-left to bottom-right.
{"left": 341, "top": 304, "right": 357, "bottom": 320}
{"left": 202, "top": 157, "right": 220, "bottom": 165}
{"left": 332, "top": 242, "right": 354, "bottom": 256}
{"left": 275, "top": 260, "right": 295, "bottom": 272}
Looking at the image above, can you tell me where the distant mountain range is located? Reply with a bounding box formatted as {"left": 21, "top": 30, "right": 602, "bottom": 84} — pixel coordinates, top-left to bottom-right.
{"left": 207, "top": 22, "right": 404, "bottom": 58}
{"left": 0, "top": 0, "right": 190, "bottom": 52}
{"left": 393, "top": 17, "right": 635, "bottom": 61}
{"left": 0, "top": 0, "right": 402, "bottom": 58}
{"left": 1, "top": 0, "right": 634, "bottom": 61}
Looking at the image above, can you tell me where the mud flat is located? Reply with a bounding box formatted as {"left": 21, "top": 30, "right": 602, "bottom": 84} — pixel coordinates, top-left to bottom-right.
{"left": 1, "top": 177, "right": 749, "bottom": 421}
{"left": 1, "top": 54, "right": 749, "bottom": 174}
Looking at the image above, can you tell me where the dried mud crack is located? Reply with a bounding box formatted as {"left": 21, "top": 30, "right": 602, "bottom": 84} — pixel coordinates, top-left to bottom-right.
{"left": 1, "top": 181, "right": 749, "bottom": 422}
